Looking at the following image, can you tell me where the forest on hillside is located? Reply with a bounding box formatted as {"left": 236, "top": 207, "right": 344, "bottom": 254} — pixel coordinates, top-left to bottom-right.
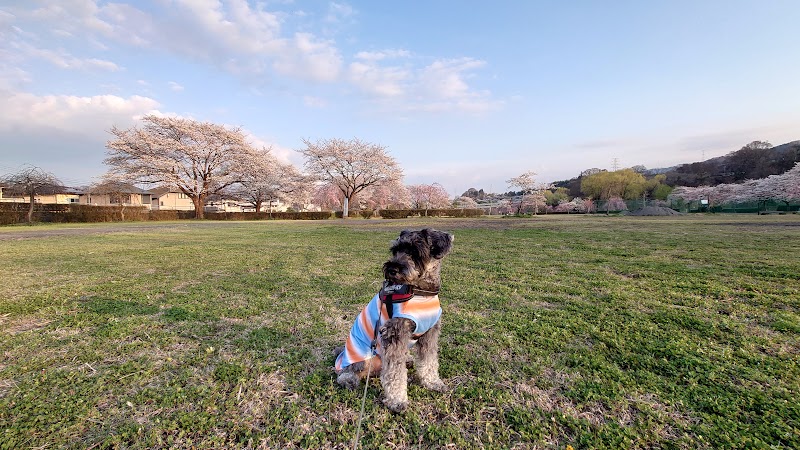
{"left": 548, "top": 140, "right": 800, "bottom": 198}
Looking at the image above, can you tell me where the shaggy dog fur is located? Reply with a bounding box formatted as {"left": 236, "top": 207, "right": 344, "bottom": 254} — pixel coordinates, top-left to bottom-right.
{"left": 334, "top": 228, "right": 453, "bottom": 413}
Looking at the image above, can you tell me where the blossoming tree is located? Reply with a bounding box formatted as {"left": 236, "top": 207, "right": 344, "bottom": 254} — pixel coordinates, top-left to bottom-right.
{"left": 105, "top": 115, "right": 263, "bottom": 219}
{"left": 299, "top": 138, "right": 402, "bottom": 218}
{"left": 507, "top": 171, "right": 551, "bottom": 215}
{"left": 408, "top": 183, "right": 451, "bottom": 214}
{"left": 228, "top": 150, "right": 307, "bottom": 214}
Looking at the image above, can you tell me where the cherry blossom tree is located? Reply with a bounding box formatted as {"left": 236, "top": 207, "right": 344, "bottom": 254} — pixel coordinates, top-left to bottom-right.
{"left": 496, "top": 199, "right": 514, "bottom": 215}
{"left": 311, "top": 183, "right": 343, "bottom": 211}
{"left": 606, "top": 196, "right": 628, "bottom": 212}
{"left": 360, "top": 179, "right": 411, "bottom": 210}
{"left": 784, "top": 163, "right": 800, "bottom": 200}
{"left": 408, "top": 183, "right": 451, "bottom": 215}
{"left": 507, "top": 171, "right": 552, "bottom": 215}
{"left": 228, "top": 150, "right": 307, "bottom": 214}
{"left": 555, "top": 198, "right": 589, "bottom": 213}
{"left": 453, "top": 196, "right": 478, "bottom": 209}
{"left": 105, "top": 115, "right": 262, "bottom": 219}
{"left": 581, "top": 198, "right": 597, "bottom": 214}
{"left": 299, "top": 138, "right": 402, "bottom": 218}
{"left": 669, "top": 163, "right": 800, "bottom": 212}
{"left": 0, "top": 165, "right": 63, "bottom": 223}
{"left": 753, "top": 163, "right": 800, "bottom": 209}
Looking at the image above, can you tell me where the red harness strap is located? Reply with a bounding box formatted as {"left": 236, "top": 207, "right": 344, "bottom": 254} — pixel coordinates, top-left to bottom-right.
{"left": 379, "top": 283, "right": 415, "bottom": 319}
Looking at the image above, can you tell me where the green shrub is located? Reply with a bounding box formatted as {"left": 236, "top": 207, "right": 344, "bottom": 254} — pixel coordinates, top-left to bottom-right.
{"left": 378, "top": 209, "right": 414, "bottom": 219}
{"left": 149, "top": 210, "right": 195, "bottom": 221}
{"left": 0, "top": 203, "right": 152, "bottom": 223}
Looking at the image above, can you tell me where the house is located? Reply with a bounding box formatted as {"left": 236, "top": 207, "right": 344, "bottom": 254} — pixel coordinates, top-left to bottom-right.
{"left": 0, "top": 185, "right": 80, "bottom": 204}
{"left": 0, "top": 185, "right": 22, "bottom": 203}
{"left": 205, "top": 199, "right": 245, "bottom": 212}
{"left": 32, "top": 189, "right": 81, "bottom": 205}
{"left": 150, "top": 187, "right": 195, "bottom": 211}
{"left": 205, "top": 199, "right": 293, "bottom": 213}
{"left": 80, "top": 182, "right": 153, "bottom": 209}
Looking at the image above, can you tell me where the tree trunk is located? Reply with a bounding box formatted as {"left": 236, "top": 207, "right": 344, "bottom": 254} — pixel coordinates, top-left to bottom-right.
{"left": 192, "top": 196, "right": 205, "bottom": 219}
{"left": 27, "top": 193, "right": 35, "bottom": 224}
{"left": 255, "top": 200, "right": 263, "bottom": 215}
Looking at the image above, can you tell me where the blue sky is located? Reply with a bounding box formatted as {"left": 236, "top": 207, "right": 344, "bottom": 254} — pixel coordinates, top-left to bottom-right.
{"left": 1, "top": 1, "right": 798, "bottom": 196}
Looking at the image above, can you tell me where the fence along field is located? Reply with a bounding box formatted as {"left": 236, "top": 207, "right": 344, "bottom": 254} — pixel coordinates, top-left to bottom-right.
{"left": 0, "top": 216, "right": 798, "bottom": 449}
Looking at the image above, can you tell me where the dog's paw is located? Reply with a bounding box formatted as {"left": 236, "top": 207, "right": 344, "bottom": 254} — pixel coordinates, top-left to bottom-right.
{"left": 382, "top": 397, "right": 408, "bottom": 413}
{"left": 421, "top": 379, "right": 449, "bottom": 393}
{"left": 336, "top": 372, "right": 360, "bottom": 390}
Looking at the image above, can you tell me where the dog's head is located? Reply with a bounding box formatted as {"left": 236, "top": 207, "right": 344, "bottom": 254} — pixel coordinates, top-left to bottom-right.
{"left": 382, "top": 228, "right": 453, "bottom": 287}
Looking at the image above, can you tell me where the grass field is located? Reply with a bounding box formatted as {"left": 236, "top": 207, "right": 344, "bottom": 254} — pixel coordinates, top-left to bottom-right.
{"left": 1, "top": 215, "right": 798, "bottom": 449}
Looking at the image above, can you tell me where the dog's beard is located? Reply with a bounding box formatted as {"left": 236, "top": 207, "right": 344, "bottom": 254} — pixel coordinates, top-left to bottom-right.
{"left": 382, "top": 258, "right": 419, "bottom": 284}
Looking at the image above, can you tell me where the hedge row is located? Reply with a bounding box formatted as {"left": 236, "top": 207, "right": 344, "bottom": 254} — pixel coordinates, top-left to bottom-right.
{"left": 0, "top": 203, "right": 485, "bottom": 225}
{"left": 334, "top": 210, "right": 375, "bottom": 218}
{"left": 205, "top": 211, "right": 332, "bottom": 220}
{"left": 0, "top": 203, "right": 332, "bottom": 224}
{"left": 333, "top": 209, "right": 485, "bottom": 219}
{"left": 377, "top": 208, "right": 485, "bottom": 219}
{"left": 0, "top": 204, "right": 153, "bottom": 225}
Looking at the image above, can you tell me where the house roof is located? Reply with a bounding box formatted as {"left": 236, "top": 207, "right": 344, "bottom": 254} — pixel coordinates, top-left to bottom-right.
{"left": 1, "top": 184, "right": 82, "bottom": 195}
{"left": 149, "top": 186, "right": 182, "bottom": 197}
{"left": 86, "top": 182, "right": 153, "bottom": 195}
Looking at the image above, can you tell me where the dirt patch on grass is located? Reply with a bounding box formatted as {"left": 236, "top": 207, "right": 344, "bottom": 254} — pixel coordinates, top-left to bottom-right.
{"left": 1, "top": 315, "right": 52, "bottom": 335}
{"left": 627, "top": 206, "right": 683, "bottom": 216}
{"left": 0, "top": 378, "right": 19, "bottom": 398}
{"left": 514, "top": 368, "right": 695, "bottom": 439}
{"left": 0, "top": 222, "right": 229, "bottom": 241}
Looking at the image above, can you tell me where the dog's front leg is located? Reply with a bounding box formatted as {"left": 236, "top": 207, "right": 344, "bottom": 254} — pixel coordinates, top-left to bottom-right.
{"left": 380, "top": 318, "right": 415, "bottom": 413}
{"left": 415, "top": 319, "right": 448, "bottom": 392}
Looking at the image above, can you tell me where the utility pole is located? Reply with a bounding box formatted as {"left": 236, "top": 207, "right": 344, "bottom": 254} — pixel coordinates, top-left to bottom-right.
{"left": 611, "top": 158, "right": 620, "bottom": 171}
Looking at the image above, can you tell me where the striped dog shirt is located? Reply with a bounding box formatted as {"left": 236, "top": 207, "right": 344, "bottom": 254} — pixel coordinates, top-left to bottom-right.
{"left": 335, "top": 289, "right": 442, "bottom": 373}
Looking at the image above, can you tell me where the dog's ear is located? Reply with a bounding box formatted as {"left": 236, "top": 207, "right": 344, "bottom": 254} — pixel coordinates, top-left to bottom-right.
{"left": 429, "top": 229, "right": 453, "bottom": 259}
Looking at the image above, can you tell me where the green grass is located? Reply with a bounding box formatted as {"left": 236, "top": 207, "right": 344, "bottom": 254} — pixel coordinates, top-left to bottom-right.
{"left": 0, "top": 216, "right": 798, "bottom": 449}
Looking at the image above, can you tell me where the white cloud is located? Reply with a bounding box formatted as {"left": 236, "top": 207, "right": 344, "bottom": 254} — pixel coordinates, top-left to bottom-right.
{"left": 4, "top": 1, "right": 498, "bottom": 115}
{"left": 348, "top": 56, "right": 499, "bottom": 113}
{"left": 0, "top": 91, "right": 160, "bottom": 135}
{"left": 168, "top": 81, "right": 184, "bottom": 92}
{"left": 354, "top": 49, "right": 411, "bottom": 61}
{"left": 325, "top": 2, "right": 356, "bottom": 24}
{"left": 0, "top": 90, "right": 162, "bottom": 184}
{"left": 6, "top": 0, "right": 345, "bottom": 83}
{"left": 348, "top": 61, "right": 408, "bottom": 97}
{"left": 26, "top": 0, "right": 114, "bottom": 36}
{"left": 272, "top": 32, "right": 342, "bottom": 82}
{"left": 241, "top": 130, "right": 294, "bottom": 163}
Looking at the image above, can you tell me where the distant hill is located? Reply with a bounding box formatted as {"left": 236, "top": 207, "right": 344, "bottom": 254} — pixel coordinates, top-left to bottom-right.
{"left": 662, "top": 140, "right": 799, "bottom": 187}
{"left": 552, "top": 140, "right": 800, "bottom": 196}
